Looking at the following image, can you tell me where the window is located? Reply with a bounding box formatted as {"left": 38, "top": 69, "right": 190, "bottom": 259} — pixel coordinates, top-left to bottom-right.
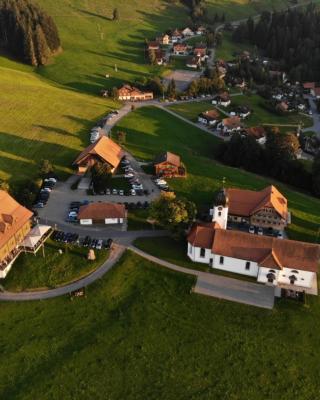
{"left": 291, "top": 270, "right": 299, "bottom": 274}
{"left": 188, "top": 245, "right": 192, "bottom": 255}
{"left": 245, "top": 261, "right": 250, "bottom": 270}
{"left": 218, "top": 211, "right": 222, "bottom": 217}
{"left": 219, "top": 256, "right": 224, "bottom": 265}
{"left": 200, "top": 248, "right": 206, "bottom": 258}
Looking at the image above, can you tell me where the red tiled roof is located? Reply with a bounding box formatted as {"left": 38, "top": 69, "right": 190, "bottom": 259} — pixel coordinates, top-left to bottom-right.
{"left": 73, "top": 136, "right": 124, "bottom": 170}
{"left": 212, "top": 229, "right": 320, "bottom": 272}
{"left": 0, "top": 191, "right": 33, "bottom": 250}
{"left": 187, "top": 222, "right": 221, "bottom": 249}
{"left": 226, "top": 185, "right": 288, "bottom": 219}
{"left": 154, "top": 152, "right": 181, "bottom": 167}
{"left": 303, "top": 82, "right": 316, "bottom": 89}
{"left": 78, "top": 203, "right": 125, "bottom": 220}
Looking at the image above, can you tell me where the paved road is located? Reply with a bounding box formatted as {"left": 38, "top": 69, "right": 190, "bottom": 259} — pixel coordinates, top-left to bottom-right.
{"left": 158, "top": 105, "right": 229, "bottom": 141}
{"left": 302, "top": 95, "right": 320, "bottom": 137}
{"left": 129, "top": 246, "right": 275, "bottom": 309}
{"left": 0, "top": 244, "right": 126, "bottom": 301}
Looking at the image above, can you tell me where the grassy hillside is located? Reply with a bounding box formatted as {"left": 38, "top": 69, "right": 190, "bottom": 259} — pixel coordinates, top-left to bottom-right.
{"left": 206, "top": 0, "right": 316, "bottom": 20}
{"left": 113, "top": 106, "right": 320, "bottom": 243}
{"left": 16, "top": 0, "right": 188, "bottom": 94}
{"left": 0, "top": 66, "right": 117, "bottom": 187}
{"left": 1, "top": 251, "right": 320, "bottom": 399}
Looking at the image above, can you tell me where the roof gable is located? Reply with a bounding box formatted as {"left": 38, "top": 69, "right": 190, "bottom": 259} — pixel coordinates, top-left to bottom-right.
{"left": 74, "top": 136, "right": 124, "bottom": 169}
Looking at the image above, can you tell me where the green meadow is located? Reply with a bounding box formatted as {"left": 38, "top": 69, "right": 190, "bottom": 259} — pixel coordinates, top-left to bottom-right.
{"left": 1, "top": 251, "right": 320, "bottom": 399}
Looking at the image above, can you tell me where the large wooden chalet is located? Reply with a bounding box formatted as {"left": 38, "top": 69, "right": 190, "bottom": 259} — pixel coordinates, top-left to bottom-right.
{"left": 73, "top": 136, "right": 124, "bottom": 175}
{"left": 154, "top": 152, "right": 186, "bottom": 178}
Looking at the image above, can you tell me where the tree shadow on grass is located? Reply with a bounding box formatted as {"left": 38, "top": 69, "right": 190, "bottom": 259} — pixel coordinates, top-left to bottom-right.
{"left": 74, "top": 8, "right": 113, "bottom": 22}
{"left": 33, "top": 125, "right": 77, "bottom": 138}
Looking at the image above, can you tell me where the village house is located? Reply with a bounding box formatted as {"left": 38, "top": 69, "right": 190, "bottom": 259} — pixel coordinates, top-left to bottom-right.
{"left": 313, "top": 87, "right": 320, "bottom": 99}
{"left": 217, "top": 116, "right": 242, "bottom": 135}
{"left": 187, "top": 188, "right": 320, "bottom": 298}
{"left": 155, "top": 49, "right": 166, "bottom": 65}
{"left": 73, "top": 136, "right": 124, "bottom": 175}
{"left": 171, "top": 28, "right": 183, "bottom": 43}
{"left": 196, "top": 26, "right": 206, "bottom": 35}
{"left": 303, "top": 82, "right": 316, "bottom": 95}
{"left": 147, "top": 41, "right": 160, "bottom": 51}
{"left": 230, "top": 105, "right": 251, "bottom": 119}
{"left": 212, "top": 92, "right": 231, "bottom": 107}
{"left": 243, "top": 126, "right": 267, "bottom": 145}
{"left": 173, "top": 43, "right": 188, "bottom": 55}
{"left": 219, "top": 185, "right": 290, "bottom": 230}
{"left": 198, "top": 110, "right": 220, "bottom": 126}
{"left": 186, "top": 56, "right": 201, "bottom": 69}
{"left": 154, "top": 152, "right": 186, "bottom": 178}
{"left": 156, "top": 34, "right": 170, "bottom": 45}
{"left": 0, "top": 191, "right": 32, "bottom": 278}
{"left": 182, "top": 27, "right": 194, "bottom": 37}
{"left": 193, "top": 43, "right": 207, "bottom": 58}
{"left": 77, "top": 203, "right": 126, "bottom": 225}
{"left": 117, "top": 84, "right": 153, "bottom": 101}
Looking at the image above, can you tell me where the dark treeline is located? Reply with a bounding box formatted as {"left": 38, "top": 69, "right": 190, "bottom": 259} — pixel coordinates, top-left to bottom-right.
{"left": 215, "top": 128, "right": 320, "bottom": 198}
{"left": 0, "top": 0, "right": 60, "bottom": 66}
{"left": 232, "top": 3, "right": 320, "bottom": 81}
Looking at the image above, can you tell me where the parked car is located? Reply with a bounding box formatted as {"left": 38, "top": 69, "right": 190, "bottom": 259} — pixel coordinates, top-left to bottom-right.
{"left": 96, "top": 239, "right": 103, "bottom": 250}
{"left": 130, "top": 189, "right": 136, "bottom": 196}
{"left": 249, "top": 226, "right": 255, "bottom": 234}
{"left": 106, "top": 238, "right": 113, "bottom": 249}
{"left": 132, "top": 184, "right": 143, "bottom": 190}
{"left": 125, "top": 173, "right": 134, "bottom": 178}
{"left": 119, "top": 190, "right": 124, "bottom": 196}
{"left": 34, "top": 202, "right": 44, "bottom": 208}
{"left": 112, "top": 189, "right": 118, "bottom": 195}
{"left": 257, "top": 227, "right": 263, "bottom": 236}
{"left": 277, "top": 231, "right": 284, "bottom": 239}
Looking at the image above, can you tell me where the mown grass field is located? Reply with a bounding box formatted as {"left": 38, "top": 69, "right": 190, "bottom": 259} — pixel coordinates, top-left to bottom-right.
{"left": 168, "top": 95, "right": 314, "bottom": 128}
{"left": 1, "top": 250, "right": 320, "bottom": 399}
{"left": 0, "top": 66, "right": 118, "bottom": 188}
{"left": 215, "top": 31, "right": 255, "bottom": 60}
{"left": 2, "top": 240, "right": 109, "bottom": 292}
{"left": 114, "top": 106, "right": 320, "bottom": 243}
{"left": 23, "top": 0, "right": 188, "bottom": 94}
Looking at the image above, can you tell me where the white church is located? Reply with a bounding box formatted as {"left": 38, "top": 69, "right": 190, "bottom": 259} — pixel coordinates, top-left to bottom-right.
{"left": 187, "top": 187, "right": 320, "bottom": 297}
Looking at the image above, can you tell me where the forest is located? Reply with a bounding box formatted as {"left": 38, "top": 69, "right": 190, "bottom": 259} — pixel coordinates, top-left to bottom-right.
{"left": 232, "top": 3, "right": 320, "bottom": 81}
{"left": 0, "top": 0, "right": 60, "bottom": 66}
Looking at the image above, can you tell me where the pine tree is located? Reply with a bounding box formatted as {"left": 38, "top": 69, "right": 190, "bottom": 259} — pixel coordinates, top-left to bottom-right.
{"left": 34, "top": 24, "right": 50, "bottom": 65}
{"left": 113, "top": 8, "right": 119, "bottom": 21}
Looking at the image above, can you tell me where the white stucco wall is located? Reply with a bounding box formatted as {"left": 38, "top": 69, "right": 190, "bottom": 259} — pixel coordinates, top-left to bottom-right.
{"left": 258, "top": 266, "right": 315, "bottom": 289}
{"left": 212, "top": 254, "right": 259, "bottom": 277}
{"left": 80, "top": 219, "right": 93, "bottom": 225}
{"left": 105, "top": 218, "right": 120, "bottom": 224}
{"left": 188, "top": 244, "right": 212, "bottom": 264}
{"left": 212, "top": 206, "right": 228, "bottom": 229}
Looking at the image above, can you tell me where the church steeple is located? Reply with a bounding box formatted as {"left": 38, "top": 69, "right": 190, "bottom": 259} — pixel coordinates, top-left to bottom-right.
{"left": 212, "top": 178, "right": 229, "bottom": 229}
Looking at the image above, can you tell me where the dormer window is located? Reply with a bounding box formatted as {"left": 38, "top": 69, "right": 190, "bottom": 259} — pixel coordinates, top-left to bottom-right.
{"left": 291, "top": 270, "right": 299, "bottom": 274}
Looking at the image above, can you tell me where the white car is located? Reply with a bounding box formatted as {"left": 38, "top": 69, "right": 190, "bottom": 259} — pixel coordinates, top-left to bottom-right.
{"left": 96, "top": 239, "right": 103, "bottom": 250}
{"left": 44, "top": 178, "right": 57, "bottom": 183}
{"left": 130, "top": 189, "right": 136, "bottom": 196}
{"left": 112, "top": 189, "right": 118, "bottom": 195}
{"left": 119, "top": 190, "right": 124, "bottom": 196}
{"left": 41, "top": 188, "right": 51, "bottom": 193}
{"left": 249, "top": 226, "right": 255, "bottom": 234}
{"left": 68, "top": 211, "right": 77, "bottom": 217}
{"left": 257, "top": 227, "right": 263, "bottom": 236}
{"left": 132, "top": 185, "right": 143, "bottom": 190}
{"left": 155, "top": 179, "right": 167, "bottom": 186}
{"left": 277, "top": 231, "right": 284, "bottom": 239}
{"left": 125, "top": 173, "right": 134, "bottom": 178}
